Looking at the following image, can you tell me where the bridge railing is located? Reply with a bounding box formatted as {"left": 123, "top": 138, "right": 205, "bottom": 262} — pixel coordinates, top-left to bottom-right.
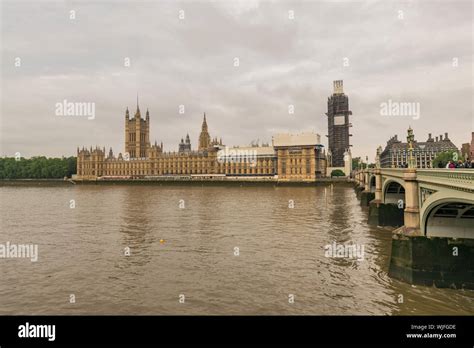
{"left": 353, "top": 167, "right": 474, "bottom": 196}
{"left": 416, "top": 169, "right": 474, "bottom": 191}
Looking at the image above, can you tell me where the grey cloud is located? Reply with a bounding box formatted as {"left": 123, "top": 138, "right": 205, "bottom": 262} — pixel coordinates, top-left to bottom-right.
{"left": 1, "top": 0, "right": 472, "bottom": 159}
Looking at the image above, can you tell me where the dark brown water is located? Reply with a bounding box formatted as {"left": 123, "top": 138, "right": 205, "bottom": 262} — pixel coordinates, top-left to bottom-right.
{"left": 1, "top": 184, "right": 473, "bottom": 315}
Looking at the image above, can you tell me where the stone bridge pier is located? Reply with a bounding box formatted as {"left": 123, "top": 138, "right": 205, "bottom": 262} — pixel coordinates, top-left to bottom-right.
{"left": 354, "top": 168, "right": 474, "bottom": 289}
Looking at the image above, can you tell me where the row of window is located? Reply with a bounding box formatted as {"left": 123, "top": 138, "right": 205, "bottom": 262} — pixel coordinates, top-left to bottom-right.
{"left": 80, "top": 164, "right": 277, "bottom": 176}
{"left": 80, "top": 156, "right": 321, "bottom": 177}
{"left": 96, "top": 160, "right": 275, "bottom": 170}
{"left": 100, "top": 168, "right": 276, "bottom": 176}
{"left": 127, "top": 132, "right": 147, "bottom": 142}
{"left": 391, "top": 149, "right": 455, "bottom": 154}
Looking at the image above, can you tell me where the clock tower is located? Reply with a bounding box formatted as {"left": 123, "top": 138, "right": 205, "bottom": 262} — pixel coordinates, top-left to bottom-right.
{"left": 326, "top": 80, "right": 353, "bottom": 167}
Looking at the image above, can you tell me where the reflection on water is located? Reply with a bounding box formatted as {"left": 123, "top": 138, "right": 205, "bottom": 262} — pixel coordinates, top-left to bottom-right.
{"left": 0, "top": 184, "right": 473, "bottom": 315}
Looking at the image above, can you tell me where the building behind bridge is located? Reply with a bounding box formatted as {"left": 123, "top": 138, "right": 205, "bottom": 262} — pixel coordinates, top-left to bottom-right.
{"left": 461, "top": 132, "right": 474, "bottom": 161}
{"left": 380, "top": 131, "right": 458, "bottom": 168}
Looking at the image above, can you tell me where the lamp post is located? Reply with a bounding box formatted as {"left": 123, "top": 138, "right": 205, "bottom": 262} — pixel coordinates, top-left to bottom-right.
{"left": 376, "top": 146, "right": 382, "bottom": 169}
{"left": 407, "top": 126, "right": 416, "bottom": 169}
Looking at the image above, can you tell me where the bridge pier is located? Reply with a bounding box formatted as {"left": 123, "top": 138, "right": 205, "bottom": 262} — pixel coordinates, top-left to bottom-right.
{"left": 367, "top": 169, "right": 404, "bottom": 226}
{"left": 354, "top": 171, "right": 365, "bottom": 199}
{"left": 368, "top": 201, "right": 404, "bottom": 227}
{"left": 402, "top": 169, "right": 420, "bottom": 234}
{"left": 389, "top": 230, "right": 474, "bottom": 289}
{"left": 360, "top": 191, "right": 374, "bottom": 206}
{"left": 359, "top": 171, "right": 374, "bottom": 206}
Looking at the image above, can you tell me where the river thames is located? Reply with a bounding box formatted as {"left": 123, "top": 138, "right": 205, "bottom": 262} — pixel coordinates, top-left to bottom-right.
{"left": 1, "top": 183, "right": 473, "bottom": 315}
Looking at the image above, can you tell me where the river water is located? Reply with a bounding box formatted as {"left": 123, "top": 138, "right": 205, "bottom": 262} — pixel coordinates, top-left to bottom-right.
{"left": 1, "top": 183, "right": 473, "bottom": 315}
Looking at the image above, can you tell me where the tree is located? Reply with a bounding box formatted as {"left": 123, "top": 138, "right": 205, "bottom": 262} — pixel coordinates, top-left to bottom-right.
{"left": 331, "top": 169, "right": 345, "bottom": 177}
{"left": 0, "top": 156, "right": 77, "bottom": 179}
{"left": 352, "top": 157, "right": 371, "bottom": 170}
{"left": 352, "top": 157, "right": 361, "bottom": 170}
{"left": 432, "top": 151, "right": 460, "bottom": 168}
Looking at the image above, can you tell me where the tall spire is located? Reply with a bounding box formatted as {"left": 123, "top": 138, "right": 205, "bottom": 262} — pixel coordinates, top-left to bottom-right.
{"left": 201, "top": 112, "right": 208, "bottom": 131}
{"left": 135, "top": 94, "right": 140, "bottom": 118}
{"left": 198, "top": 112, "right": 211, "bottom": 151}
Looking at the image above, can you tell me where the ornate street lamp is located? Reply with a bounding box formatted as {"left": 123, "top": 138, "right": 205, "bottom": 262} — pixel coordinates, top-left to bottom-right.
{"left": 376, "top": 146, "right": 382, "bottom": 169}
{"left": 407, "top": 126, "right": 416, "bottom": 169}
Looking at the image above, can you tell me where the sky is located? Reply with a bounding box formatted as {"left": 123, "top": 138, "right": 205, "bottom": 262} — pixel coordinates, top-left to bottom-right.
{"left": 1, "top": 0, "right": 473, "bottom": 161}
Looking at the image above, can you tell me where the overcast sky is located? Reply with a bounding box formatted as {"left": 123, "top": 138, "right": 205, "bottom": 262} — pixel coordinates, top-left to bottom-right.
{"left": 1, "top": 0, "right": 472, "bottom": 160}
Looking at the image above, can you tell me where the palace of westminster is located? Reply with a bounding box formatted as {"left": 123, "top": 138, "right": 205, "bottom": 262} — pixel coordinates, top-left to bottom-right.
{"left": 76, "top": 108, "right": 328, "bottom": 181}
{"left": 75, "top": 81, "right": 357, "bottom": 181}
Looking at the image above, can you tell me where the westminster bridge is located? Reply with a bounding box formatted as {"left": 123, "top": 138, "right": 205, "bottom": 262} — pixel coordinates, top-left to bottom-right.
{"left": 353, "top": 168, "right": 474, "bottom": 289}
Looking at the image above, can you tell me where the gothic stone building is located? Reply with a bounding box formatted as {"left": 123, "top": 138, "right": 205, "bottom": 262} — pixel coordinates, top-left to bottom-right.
{"left": 380, "top": 131, "right": 458, "bottom": 168}
{"left": 76, "top": 103, "right": 327, "bottom": 181}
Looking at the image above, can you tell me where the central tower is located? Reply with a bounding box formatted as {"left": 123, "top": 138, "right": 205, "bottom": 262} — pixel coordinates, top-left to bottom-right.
{"left": 124, "top": 98, "right": 150, "bottom": 158}
{"left": 326, "top": 80, "right": 352, "bottom": 167}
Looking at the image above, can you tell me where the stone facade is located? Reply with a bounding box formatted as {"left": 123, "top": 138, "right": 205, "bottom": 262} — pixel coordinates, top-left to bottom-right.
{"left": 380, "top": 131, "right": 458, "bottom": 168}
{"left": 273, "top": 133, "right": 326, "bottom": 180}
{"left": 124, "top": 104, "right": 150, "bottom": 159}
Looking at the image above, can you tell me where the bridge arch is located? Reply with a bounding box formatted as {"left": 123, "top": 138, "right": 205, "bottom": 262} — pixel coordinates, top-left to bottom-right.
{"left": 369, "top": 175, "right": 376, "bottom": 193}
{"left": 421, "top": 191, "right": 474, "bottom": 238}
{"left": 381, "top": 178, "right": 405, "bottom": 205}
